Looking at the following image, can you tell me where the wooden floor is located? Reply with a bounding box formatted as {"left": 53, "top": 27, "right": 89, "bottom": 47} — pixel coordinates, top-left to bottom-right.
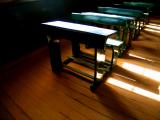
{"left": 0, "top": 16, "right": 160, "bottom": 120}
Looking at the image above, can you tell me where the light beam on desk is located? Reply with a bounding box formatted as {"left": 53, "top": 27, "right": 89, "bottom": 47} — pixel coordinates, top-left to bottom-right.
{"left": 42, "top": 21, "right": 116, "bottom": 36}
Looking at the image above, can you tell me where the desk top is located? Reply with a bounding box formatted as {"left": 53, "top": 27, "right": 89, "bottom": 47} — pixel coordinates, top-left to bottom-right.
{"left": 42, "top": 21, "right": 116, "bottom": 36}
{"left": 81, "top": 12, "right": 135, "bottom": 20}
{"left": 98, "top": 7, "right": 143, "bottom": 18}
{"left": 72, "top": 13, "right": 127, "bottom": 26}
{"left": 42, "top": 21, "right": 117, "bottom": 48}
{"left": 123, "top": 2, "right": 154, "bottom": 8}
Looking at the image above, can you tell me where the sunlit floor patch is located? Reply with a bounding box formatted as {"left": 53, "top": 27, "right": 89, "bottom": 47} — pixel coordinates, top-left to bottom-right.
{"left": 106, "top": 77, "right": 160, "bottom": 101}
{"left": 122, "top": 62, "right": 160, "bottom": 83}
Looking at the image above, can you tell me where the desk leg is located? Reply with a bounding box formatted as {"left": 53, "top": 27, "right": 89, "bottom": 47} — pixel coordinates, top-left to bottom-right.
{"left": 116, "top": 26, "right": 121, "bottom": 40}
{"left": 47, "top": 36, "right": 62, "bottom": 72}
{"left": 122, "top": 27, "right": 128, "bottom": 50}
{"left": 128, "top": 27, "right": 133, "bottom": 47}
{"left": 138, "top": 21, "right": 141, "bottom": 35}
{"left": 147, "top": 14, "right": 149, "bottom": 24}
{"left": 134, "top": 20, "right": 139, "bottom": 39}
{"left": 90, "top": 47, "right": 97, "bottom": 91}
{"left": 90, "top": 48, "right": 102, "bottom": 92}
{"left": 71, "top": 40, "right": 81, "bottom": 57}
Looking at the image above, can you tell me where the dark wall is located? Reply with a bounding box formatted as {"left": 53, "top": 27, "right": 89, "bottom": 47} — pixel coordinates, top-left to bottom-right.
{"left": 0, "top": 0, "right": 102, "bottom": 65}
{"left": 0, "top": 0, "right": 68, "bottom": 65}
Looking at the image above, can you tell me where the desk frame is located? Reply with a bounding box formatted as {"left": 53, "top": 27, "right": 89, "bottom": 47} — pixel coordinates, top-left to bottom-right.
{"left": 71, "top": 13, "right": 131, "bottom": 56}
{"left": 42, "top": 21, "right": 117, "bottom": 91}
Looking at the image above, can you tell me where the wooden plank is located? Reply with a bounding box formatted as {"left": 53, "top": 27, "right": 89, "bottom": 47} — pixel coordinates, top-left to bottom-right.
{"left": 0, "top": 90, "right": 30, "bottom": 120}
{"left": 1, "top": 17, "right": 160, "bottom": 120}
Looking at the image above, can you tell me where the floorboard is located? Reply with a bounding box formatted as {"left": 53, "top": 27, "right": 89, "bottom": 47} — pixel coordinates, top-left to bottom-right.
{"left": 0, "top": 17, "right": 160, "bottom": 120}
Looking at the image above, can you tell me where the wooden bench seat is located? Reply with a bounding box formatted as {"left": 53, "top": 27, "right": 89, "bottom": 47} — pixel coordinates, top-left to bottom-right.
{"left": 105, "top": 38, "right": 123, "bottom": 69}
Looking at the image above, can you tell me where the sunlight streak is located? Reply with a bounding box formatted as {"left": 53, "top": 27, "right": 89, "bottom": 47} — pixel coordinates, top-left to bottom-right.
{"left": 145, "top": 24, "right": 160, "bottom": 30}
{"left": 128, "top": 53, "right": 153, "bottom": 62}
{"left": 148, "top": 23, "right": 160, "bottom": 27}
{"left": 122, "top": 62, "right": 160, "bottom": 82}
{"left": 144, "top": 22, "right": 160, "bottom": 33}
{"left": 144, "top": 28, "right": 160, "bottom": 33}
{"left": 107, "top": 78, "right": 160, "bottom": 101}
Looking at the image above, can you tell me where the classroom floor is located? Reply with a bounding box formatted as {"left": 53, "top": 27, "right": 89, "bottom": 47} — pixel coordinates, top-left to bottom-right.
{"left": 0, "top": 16, "right": 160, "bottom": 120}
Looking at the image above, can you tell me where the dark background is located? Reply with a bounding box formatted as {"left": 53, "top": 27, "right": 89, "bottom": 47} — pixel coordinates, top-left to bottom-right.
{"left": 0, "top": 0, "right": 159, "bottom": 65}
